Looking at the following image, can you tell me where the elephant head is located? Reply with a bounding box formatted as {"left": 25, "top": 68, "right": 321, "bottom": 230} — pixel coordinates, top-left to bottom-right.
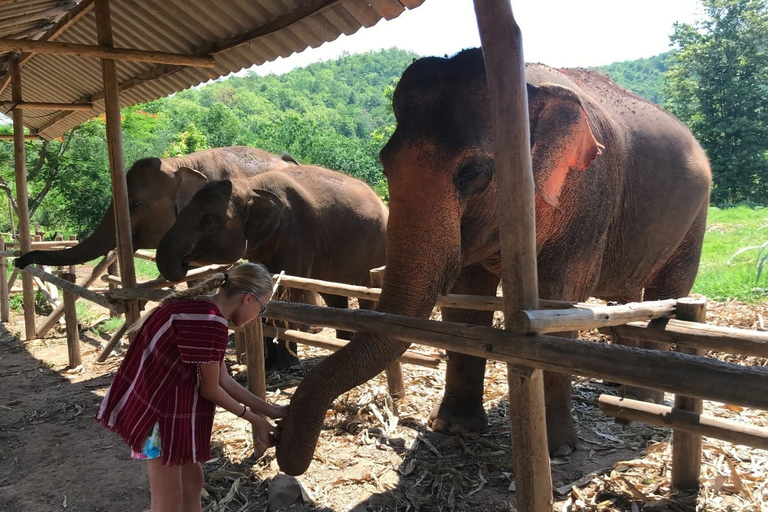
{"left": 156, "top": 179, "right": 285, "bottom": 282}
{"left": 275, "top": 48, "right": 601, "bottom": 475}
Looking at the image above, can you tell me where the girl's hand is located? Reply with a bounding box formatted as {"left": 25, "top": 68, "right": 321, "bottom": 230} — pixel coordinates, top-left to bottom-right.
{"left": 268, "top": 404, "right": 289, "bottom": 419}
{"left": 250, "top": 415, "right": 278, "bottom": 447}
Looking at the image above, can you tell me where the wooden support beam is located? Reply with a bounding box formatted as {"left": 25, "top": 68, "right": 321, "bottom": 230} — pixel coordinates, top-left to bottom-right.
{"left": 0, "top": 101, "right": 94, "bottom": 111}
{"left": 22, "top": 265, "right": 122, "bottom": 314}
{"left": 599, "top": 395, "right": 768, "bottom": 450}
{"left": 0, "top": 38, "right": 216, "bottom": 67}
{"left": 10, "top": 54, "right": 36, "bottom": 340}
{"left": 512, "top": 300, "right": 677, "bottom": 334}
{"left": 262, "top": 325, "right": 442, "bottom": 368}
{"left": 95, "top": 0, "right": 140, "bottom": 331}
{"left": 244, "top": 319, "right": 268, "bottom": 457}
{"left": 0, "top": 134, "right": 41, "bottom": 140}
{"left": 0, "top": 239, "right": 9, "bottom": 322}
{"left": 96, "top": 321, "right": 127, "bottom": 362}
{"left": 266, "top": 301, "right": 768, "bottom": 411}
{"left": 606, "top": 318, "right": 768, "bottom": 359}
{"left": 474, "top": 0, "right": 552, "bottom": 509}
{"left": 61, "top": 272, "right": 81, "bottom": 368}
{"left": 671, "top": 298, "right": 707, "bottom": 490}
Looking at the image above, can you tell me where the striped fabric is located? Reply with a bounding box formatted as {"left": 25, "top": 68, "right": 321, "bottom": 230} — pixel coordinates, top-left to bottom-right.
{"left": 95, "top": 298, "right": 228, "bottom": 465}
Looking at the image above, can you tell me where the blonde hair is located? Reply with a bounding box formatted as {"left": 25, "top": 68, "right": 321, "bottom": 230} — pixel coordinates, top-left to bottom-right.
{"left": 127, "top": 262, "right": 274, "bottom": 335}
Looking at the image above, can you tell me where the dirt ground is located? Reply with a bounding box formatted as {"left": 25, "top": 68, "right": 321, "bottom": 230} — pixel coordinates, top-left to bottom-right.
{"left": 1, "top": 296, "right": 767, "bottom": 512}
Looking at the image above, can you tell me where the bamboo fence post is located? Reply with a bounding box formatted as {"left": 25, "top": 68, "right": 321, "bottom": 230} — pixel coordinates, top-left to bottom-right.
{"left": 95, "top": 0, "right": 141, "bottom": 333}
{"left": 35, "top": 252, "right": 117, "bottom": 338}
{"left": 61, "top": 272, "right": 81, "bottom": 368}
{"left": 10, "top": 53, "right": 36, "bottom": 340}
{"left": 370, "top": 266, "right": 405, "bottom": 398}
{"left": 599, "top": 395, "right": 768, "bottom": 450}
{"left": 244, "top": 319, "right": 268, "bottom": 456}
{"left": 0, "top": 238, "right": 9, "bottom": 322}
{"left": 671, "top": 297, "right": 707, "bottom": 490}
{"left": 474, "top": 1, "right": 553, "bottom": 509}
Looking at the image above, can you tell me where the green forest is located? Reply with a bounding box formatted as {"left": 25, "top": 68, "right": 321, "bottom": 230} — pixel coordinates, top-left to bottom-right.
{"left": 1, "top": 0, "right": 767, "bottom": 238}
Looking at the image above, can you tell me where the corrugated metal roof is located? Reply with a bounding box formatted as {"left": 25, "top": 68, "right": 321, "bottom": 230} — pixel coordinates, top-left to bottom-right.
{"left": 0, "top": 0, "right": 425, "bottom": 140}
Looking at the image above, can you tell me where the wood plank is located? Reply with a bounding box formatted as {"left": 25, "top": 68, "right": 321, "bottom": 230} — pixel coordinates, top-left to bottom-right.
{"left": 0, "top": 38, "right": 216, "bottom": 67}
{"left": 0, "top": 101, "right": 93, "bottom": 111}
{"left": 600, "top": 395, "right": 768, "bottom": 450}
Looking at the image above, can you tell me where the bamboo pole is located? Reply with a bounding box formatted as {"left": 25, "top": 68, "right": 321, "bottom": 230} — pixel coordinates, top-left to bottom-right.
{"left": 474, "top": 1, "right": 552, "bottom": 509}
{"left": 671, "top": 298, "right": 707, "bottom": 490}
{"left": 0, "top": 39, "right": 217, "bottom": 68}
{"left": 10, "top": 54, "right": 36, "bottom": 341}
{"left": 36, "top": 252, "right": 117, "bottom": 338}
{"left": 0, "top": 238, "right": 9, "bottom": 322}
{"left": 370, "top": 267, "right": 405, "bottom": 398}
{"left": 244, "top": 319, "right": 268, "bottom": 457}
{"left": 511, "top": 299, "right": 677, "bottom": 334}
{"left": 599, "top": 395, "right": 768, "bottom": 450}
{"left": 266, "top": 301, "right": 768, "bottom": 410}
{"left": 61, "top": 272, "right": 81, "bottom": 368}
{"left": 22, "top": 265, "right": 121, "bottom": 314}
{"left": 606, "top": 319, "right": 768, "bottom": 358}
{"left": 95, "top": 0, "right": 140, "bottom": 332}
{"left": 262, "top": 325, "right": 442, "bottom": 368}
{"left": 0, "top": 101, "right": 94, "bottom": 111}
{"left": 96, "top": 321, "right": 128, "bottom": 362}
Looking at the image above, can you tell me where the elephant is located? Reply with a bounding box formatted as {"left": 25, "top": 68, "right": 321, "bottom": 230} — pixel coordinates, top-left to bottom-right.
{"left": 154, "top": 165, "right": 389, "bottom": 368}
{"left": 14, "top": 146, "right": 296, "bottom": 269}
{"left": 275, "top": 48, "right": 712, "bottom": 476}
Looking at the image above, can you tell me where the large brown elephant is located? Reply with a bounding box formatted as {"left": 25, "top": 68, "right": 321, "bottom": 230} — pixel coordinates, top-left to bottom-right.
{"left": 15, "top": 146, "right": 295, "bottom": 269}
{"left": 154, "top": 166, "right": 389, "bottom": 367}
{"left": 275, "top": 48, "right": 712, "bottom": 475}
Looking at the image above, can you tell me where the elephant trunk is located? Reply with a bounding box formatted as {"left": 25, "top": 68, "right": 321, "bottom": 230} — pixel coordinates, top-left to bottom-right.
{"left": 15, "top": 203, "right": 118, "bottom": 268}
{"left": 155, "top": 228, "right": 193, "bottom": 282}
{"left": 276, "top": 178, "right": 461, "bottom": 475}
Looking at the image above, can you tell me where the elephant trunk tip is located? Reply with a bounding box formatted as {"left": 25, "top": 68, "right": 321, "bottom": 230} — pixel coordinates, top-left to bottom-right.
{"left": 275, "top": 445, "right": 312, "bottom": 476}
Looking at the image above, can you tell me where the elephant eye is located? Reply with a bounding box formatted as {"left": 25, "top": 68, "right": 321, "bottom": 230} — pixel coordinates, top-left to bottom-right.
{"left": 129, "top": 200, "right": 140, "bottom": 212}
{"left": 455, "top": 159, "right": 493, "bottom": 197}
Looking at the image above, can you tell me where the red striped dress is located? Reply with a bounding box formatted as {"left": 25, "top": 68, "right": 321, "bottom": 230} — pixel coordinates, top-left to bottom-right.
{"left": 95, "top": 298, "right": 228, "bottom": 465}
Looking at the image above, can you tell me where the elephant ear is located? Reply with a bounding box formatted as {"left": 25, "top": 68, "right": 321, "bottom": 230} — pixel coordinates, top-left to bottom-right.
{"left": 527, "top": 83, "right": 603, "bottom": 208}
{"left": 173, "top": 166, "right": 209, "bottom": 214}
{"left": 244, "top": 189, "right": 286, "bottom": 247}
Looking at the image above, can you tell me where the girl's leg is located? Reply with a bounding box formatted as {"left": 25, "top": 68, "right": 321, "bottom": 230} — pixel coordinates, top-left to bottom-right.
{"left": 146, "top": 458, "right": 182, "bottom": 512}
{"left": 180, "top": 463, "right": 204, "bottom": 512}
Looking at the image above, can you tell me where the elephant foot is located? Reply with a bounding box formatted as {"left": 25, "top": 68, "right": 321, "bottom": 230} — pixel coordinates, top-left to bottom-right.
{"left": 265, "top": 340, "right": 301, "bottom": 372}
{"left": 546, "top": 414, "right": 578, "bottom": 456}
{"left": 428, "top": 398, "right": 488, "bottom": 433}
{"left": 622, "top": 385, "right": 665, "bottom": 404}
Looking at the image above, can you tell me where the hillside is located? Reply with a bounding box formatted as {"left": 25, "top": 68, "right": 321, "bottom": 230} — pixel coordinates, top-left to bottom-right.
{"left": 593, "top": 52, "right": 671, "bottom": 104}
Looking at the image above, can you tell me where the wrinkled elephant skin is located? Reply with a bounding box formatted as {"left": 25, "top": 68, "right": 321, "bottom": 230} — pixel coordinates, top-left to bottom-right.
{"left": 155, "top": 166, "right": 388, "bottom": 367}
{"left": 14, "top": 146, "right": 294, "bottom": 269}
{"left": 275, "top": 48, "right": 712, "bottom": 476}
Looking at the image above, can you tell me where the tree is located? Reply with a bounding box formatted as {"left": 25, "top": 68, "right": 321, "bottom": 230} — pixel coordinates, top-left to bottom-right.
{"left": 665, "top": 0, "right": 768, "bottom": 205}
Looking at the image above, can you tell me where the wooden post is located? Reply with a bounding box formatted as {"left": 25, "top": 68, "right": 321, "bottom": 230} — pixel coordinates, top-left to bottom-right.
{"left": 107, "top": 258, "right": 119, "bottom": 317}
{"left": 95, "top": 0, "right": 140, "bottom": 332}
{"left": 234, "top": 333, "right": 246, "bottom": 364}
{"left": 10, "top": 53, "right": 36, "bottom": 340}
{"left": 244, "top": 319, "right": 268, "bottom": 456}
{"left": 96, "top": 321, "right": 127, "bottom": 362}
{"left": 473, "top": 1, "right": 553, "bottom": 510}
{"left": 61, "top": 272, "right": 81, "bottom": 367}
{"left": 671, "top": 297, "right": 707, "bottom": 490}
{"left": 8, "top": 197, "right": 15, "bottom": 239}
{"left": 370, "top": 267, "right": 405, "bottom": 398}
{"left": 0, "top": 238, "right": 9, "bottom": 322}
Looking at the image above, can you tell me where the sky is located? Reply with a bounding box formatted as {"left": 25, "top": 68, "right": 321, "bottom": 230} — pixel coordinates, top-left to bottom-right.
{"left": 248, "top": 0, "right": 705, "bottom": 76}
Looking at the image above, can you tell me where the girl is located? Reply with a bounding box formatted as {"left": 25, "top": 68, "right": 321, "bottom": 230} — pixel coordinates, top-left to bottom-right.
{"left": 96, "top": 262, "right": 287, "bottom": 512}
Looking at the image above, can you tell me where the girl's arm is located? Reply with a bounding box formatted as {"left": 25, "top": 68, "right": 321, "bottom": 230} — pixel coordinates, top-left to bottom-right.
{"left": 217, "top": 360, "right": 288, "bottom": 419}
{"left": 198, "top": 362, "right": 277, "bottom": 445}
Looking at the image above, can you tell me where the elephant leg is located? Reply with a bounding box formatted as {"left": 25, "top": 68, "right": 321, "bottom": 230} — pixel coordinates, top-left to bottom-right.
{"left": 621, "top": 211, "right": 708, "bottom": 403}
{"left": 544, "top": 332, "right": 579, "bottom": 454}
{"left": 430, "top": 264, "right": 498, "bottom": 434}
{"left": 320, "top": 293, "right": 352, "bottom": 340}
{"left": 268, "top": 289, "right": 320, "bottom": 371}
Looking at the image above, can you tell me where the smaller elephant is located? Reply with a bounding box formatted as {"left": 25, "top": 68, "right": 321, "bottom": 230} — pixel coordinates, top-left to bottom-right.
{"left": 155, "top": 165, "right": 389, "bottom": 368}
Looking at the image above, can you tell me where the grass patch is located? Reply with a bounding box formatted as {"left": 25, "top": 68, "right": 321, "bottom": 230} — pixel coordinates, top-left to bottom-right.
{"left": 692, "top": 205, "right": 768, "bottom": 302}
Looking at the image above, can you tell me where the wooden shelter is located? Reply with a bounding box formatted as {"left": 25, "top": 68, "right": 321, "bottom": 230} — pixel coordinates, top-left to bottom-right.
{"left": 4, "top": 1, "right": 758, "bottom": 511}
